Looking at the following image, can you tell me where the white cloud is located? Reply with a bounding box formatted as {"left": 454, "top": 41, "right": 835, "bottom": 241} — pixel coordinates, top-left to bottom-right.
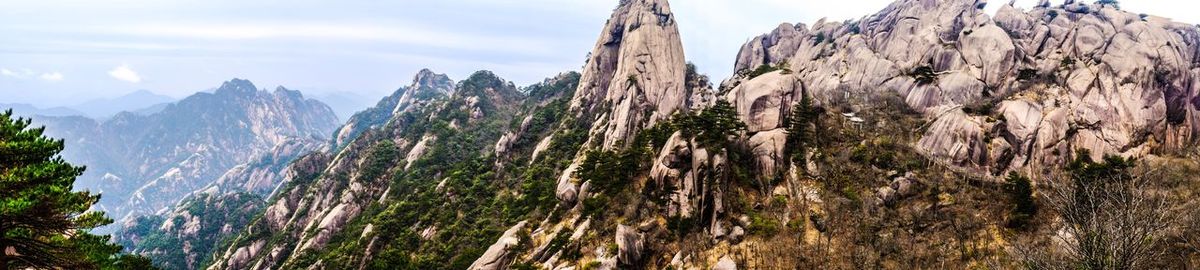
{"left": 1, "top": 68, "right": 34, "bottom": 78}
{"left": 109, "top": 64, "right": 141, "bottom": 83}
{"left": 94, "top": 22, "right": 556, "bottom": 56}
{"left": 39, "top": 72, "right": 63, "bottom": 81}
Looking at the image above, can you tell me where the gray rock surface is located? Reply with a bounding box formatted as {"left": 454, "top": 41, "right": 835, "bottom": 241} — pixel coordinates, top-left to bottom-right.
{"left": 730, "top": 0, "right": 1200, "bottom": 175}
{"left": 469, "top": 221, "right": 528, "bottom": 270}
{"left": 616, "top": 225, "right": 645, "bottom": 265}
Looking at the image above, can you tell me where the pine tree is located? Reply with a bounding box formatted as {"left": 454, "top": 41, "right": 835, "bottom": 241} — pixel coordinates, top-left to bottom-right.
{"left": 1004, "top": 172, "right": 1036, "bottom": 229}
{"left": 688, "top": 100, "right": 746, "bottom": 150}
{"left": 785, "top": 94, "right": 824, "bottom": 166}
{"left": 0, "top": 110, "right": 153, "bottom": 270}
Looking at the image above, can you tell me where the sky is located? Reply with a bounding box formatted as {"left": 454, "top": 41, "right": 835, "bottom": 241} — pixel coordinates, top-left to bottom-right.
{"left": 1, "top": 0, "right": 1198, "bottom": 107}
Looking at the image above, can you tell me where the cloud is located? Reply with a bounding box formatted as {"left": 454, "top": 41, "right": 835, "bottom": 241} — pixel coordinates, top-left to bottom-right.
{"left": 1, "top": 68, "right": 34, "bottom": 78}
{"left": 39, "top": 72, "right": 63, "bottom": 81}
{"left": 93, "top": 21, "right": 557, "bottom": 56}
{"left": 109, "top": 64, "right": 141, "bottom": 83}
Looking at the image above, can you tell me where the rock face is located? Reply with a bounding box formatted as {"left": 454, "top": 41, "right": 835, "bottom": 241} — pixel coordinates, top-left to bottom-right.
{"left": 730, "top": 0, "right": 1200, "bottom": 175}
{"left": 615, "top": 225, "right": 645, "bottom": 265}
{"left": 556, "top": 0, "right": 692, "bottom": 205}
{"left": 32, "top": 79, "right": 339, "bottom": 223}
{"left": 468, "top": 221, "right": 527, "bottom": 270}
{"left": 713, "top": 256, "right": 738, "bottom": 270}
{"left": 650, "top": 131, "right": 724, "bottom": 219}
{"left": 569, "top": 0, "right": 690, "bottom": 150}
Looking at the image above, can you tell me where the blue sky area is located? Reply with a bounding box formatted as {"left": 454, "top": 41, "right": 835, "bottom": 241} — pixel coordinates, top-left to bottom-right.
{"left": 2, "top": 0, "right": 1196, "bottom": 107}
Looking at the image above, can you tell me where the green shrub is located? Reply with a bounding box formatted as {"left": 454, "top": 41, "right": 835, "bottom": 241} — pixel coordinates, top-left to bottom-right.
{"left": 581, "top": 261, "right": 603, "bottom": 270}
{"left": 747, "top": 211, "right": 781, "bottom": 236}
{"left": 740, "top": 63, "right": 789, "bottom": 79}
{"left": 1060, "top": 57, "right": 1076, "bottom": 70}
{"left": 962, "top": 100, "right": 996, "bottom": 116}
{"left": 582, "top": 195, "right": 610, "bottom": 218}
{"left": 673, "top": 100, "right": 747, "bottom": 150}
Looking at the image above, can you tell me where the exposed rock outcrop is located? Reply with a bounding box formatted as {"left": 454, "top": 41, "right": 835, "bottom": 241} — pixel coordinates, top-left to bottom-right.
{"left": 569, "top": 0, "right": 690, "bottom": 150}
{"left": 555, "top": 0, "right": 693, "bottom": 205}
{"left": 730, "top": 0, "right": 1200, "bottom": 175}
{"left": 615, "top": 225, "right": 645, "bottom": 265}
{"left": 468, "top": 221, "right": 528, "bottom": 270}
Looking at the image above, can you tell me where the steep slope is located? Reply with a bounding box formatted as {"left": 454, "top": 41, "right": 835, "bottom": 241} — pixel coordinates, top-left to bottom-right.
{"left": 115, "top": 137, "right": 324, "bottom": 270}
{"left": 207, "top": 71, "right": 571, "bottom": 270}
{"left": 112, "top": 70, "right": 456, "bottom": 269}
{"left": 487, "top": 0, "right": 1200, "bottom": 269}
{"left": 331, "top": 69, "right": 454, "bottom": 150}
{"left": 32, "top": 79, "right": 339, "bottom": 222}
{"left": 553, "top": 0, "right": 692, "bottom": 215}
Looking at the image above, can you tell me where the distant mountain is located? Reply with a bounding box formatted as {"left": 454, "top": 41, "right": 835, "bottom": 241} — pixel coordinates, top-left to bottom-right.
{"left": 72, "top": 89, "right": 176, "bottom": 119}
{"left": 29, "top": 79, "right": 340, "bottom": 225}
{"left": 0, "top": 102, "right": 85, "bottom": 117}
{"left": 116, "top": 137, "right": 326, "bottom": 270}
{"left": 2, "top": 90, "right": 175, "bottom": 119}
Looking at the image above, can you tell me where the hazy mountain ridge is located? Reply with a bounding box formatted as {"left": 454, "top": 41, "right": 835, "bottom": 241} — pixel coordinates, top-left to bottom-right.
{"left": 115, "top": 136, "right": 326, "bottom": 270}
{"left": 28, "top": 78, "right": 339, "bottom": 224}
{"left": 3, "top": 89, "right": 176, "bottom": 119}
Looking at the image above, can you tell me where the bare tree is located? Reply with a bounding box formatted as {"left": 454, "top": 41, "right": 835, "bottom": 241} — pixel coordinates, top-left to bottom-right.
{"left": 1020, "top": 154, "right": 1172, "bottom": 270}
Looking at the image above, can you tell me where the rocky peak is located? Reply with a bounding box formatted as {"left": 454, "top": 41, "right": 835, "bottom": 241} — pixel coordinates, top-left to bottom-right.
{"left": 215, "top": 78, "right": 260, "bottom": 97}
{"left": 411, "top": 68, "right": 454, "bottom": 93}
{"left": 452, "top": 71, "right": 523, "bottom": 117}
{"left": 391, "top": 69, "right": 454, "bottom": 115}
{"left": 331, "top": 70, "right": 456, "bottom": 149}
{"left": 272, "top": 86, "right": 305, "bottom": 100}
{"left": 570, "top": 0, "right": 689, "bottom": 150}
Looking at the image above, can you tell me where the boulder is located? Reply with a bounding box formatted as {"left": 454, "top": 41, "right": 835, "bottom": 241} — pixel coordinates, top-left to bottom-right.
{"left": 468, "top": 221, "right": 528, "bottom": 270}
{"left": 747, "top": 129, "right": 788, "bottom": 179}
{"left": 713, "top": 256, "right": 738, "bottom": 270}
{"left": 616, "top": 225, "right": 645, "bottom": 265}
{"left": 556, "top": 163, "right": 580, "bottom": 204}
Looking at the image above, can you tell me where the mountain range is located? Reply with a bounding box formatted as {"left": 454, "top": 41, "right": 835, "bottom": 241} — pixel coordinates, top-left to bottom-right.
{"left": 26, "top": 79, "right": 339, "bottom": 226}
{"left": 3, "top": 89, "right": 176, "bottom": 119}
{"left": 9, "top": 0, "right": 1200, "bottom": 269}
{"left": 197, "top": 0, "right": 1200, "bottom": 269}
